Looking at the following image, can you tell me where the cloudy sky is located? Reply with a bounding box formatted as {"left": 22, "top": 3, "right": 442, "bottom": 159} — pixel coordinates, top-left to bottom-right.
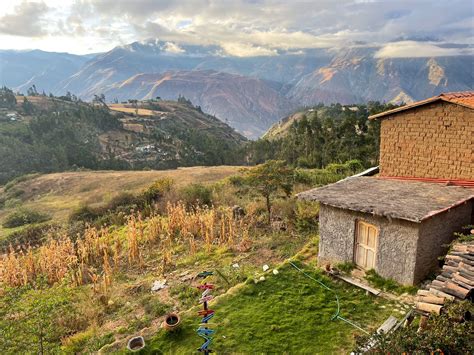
{"left": 0, "top": 0, "right": 472, "bottom": 57}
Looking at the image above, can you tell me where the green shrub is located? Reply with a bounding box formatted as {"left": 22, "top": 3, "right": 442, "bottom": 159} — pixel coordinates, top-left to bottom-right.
{"left": 141, "top": 178, "right": 174, "bottom": 203}
{"left": 69, "top": 204, "right": 105, "bottom": 223}
{"left": 295, "top": 200, "right": 319, "bottom": 232}
{"left": 180, "top": 183, "right": 213, "bottom": 207}
{"left": 0, "top": 222, "right": 58, "bottom": 252}
{"left": 355, "top": 301, "right": 473, "bottom": 353}
{"left": 2, "top": 208, "right": 51, "bottom": 228}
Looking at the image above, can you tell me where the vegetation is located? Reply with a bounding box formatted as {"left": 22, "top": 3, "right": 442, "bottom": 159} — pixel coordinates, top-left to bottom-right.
{"left": 148, "top": 262, "right": 398, "bottom": 353}
{"left": 0, "top": 161, "right": 388, "bottom": 353}
{"left": 364, "top": 269, "right": 417, "bottom": 295}
{"left": 247, "top": 102, "right": 400, "bottom": 168}
{"left": 2, "top": 208, "right": 51, "bottom": 228}
{"left": 0, "top": 92, "right": 246, "bottom": 185}
{"left": 355, "top": 301, "right": 474, "bottom": 354}
{"left": 231, "top": 160, "right": 295, "bottom": 224}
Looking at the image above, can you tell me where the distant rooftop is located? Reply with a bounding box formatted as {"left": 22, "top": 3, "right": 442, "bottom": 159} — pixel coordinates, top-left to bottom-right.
{"left": 297, "top": 177, "right": 474, "bottom": 223}
{"left": 369, "top": 91, "right": 474, "bottom": 120}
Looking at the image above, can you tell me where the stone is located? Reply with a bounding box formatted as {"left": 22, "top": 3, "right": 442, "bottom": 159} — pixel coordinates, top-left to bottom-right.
{"left": 263, "top": 264, "right": 269, "bottom": 272}
{"left": 272, "top": 269, "right": 279, "bottom": 275}
{"left": 151, "top": 279, "right": 167, "bottom": 292}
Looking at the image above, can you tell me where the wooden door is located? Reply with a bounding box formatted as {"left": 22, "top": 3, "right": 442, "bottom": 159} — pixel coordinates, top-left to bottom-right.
{"left": 354, "top": 221, "right": 378, "bottom": 270}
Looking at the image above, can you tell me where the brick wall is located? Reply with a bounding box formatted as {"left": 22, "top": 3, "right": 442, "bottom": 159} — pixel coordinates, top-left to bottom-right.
{"left": 379, "top": 102, "right": 474, "bottom": 179}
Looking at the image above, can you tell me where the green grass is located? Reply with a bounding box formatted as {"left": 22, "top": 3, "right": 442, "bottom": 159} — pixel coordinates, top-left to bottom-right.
{"left": 365, "top": 269, "right": 418, "bottom": 295}
{"left": 145, "top": 262, "right": 399, "bottom": 354}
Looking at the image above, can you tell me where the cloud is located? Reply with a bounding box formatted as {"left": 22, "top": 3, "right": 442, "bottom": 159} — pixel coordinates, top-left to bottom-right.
{"left": 163, "top": 41, "right": 185, "bottom": 54}
{"left": 374, "top": 41, "right": 472, "bottom": 58}
{"left": 220, "top": 42, "right": 277, "bottom": 57}
{"left": 0, "top": 1, "right": 49, "bottom": 37}
{"left": 0, "top": 0, "right": 473, "bottom": 55}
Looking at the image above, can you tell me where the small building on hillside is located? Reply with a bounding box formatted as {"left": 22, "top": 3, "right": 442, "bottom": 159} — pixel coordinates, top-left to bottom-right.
{"left": 299, "top": 92, "right": 474, "bottom": 285}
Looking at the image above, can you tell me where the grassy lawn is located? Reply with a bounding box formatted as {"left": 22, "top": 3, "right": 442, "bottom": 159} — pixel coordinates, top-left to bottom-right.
{"left": 146, "top": 261, "right": 404, "bottom": 354}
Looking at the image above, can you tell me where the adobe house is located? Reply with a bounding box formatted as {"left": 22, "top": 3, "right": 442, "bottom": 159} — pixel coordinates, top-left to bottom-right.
{"left": 298, "top": 92, "right": 474, "bottom": 285}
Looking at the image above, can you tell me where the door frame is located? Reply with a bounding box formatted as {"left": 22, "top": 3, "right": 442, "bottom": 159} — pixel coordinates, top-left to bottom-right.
{"left": 353, "top": 219, "right": 379, "bottom": 270}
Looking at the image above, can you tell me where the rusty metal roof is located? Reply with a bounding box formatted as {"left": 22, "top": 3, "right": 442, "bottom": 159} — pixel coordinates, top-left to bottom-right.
{"left": 369, "top": 91, "right": 474, "bottom": 120}
{"left": 297, "top": 177, "right": 474, "bottom": 223}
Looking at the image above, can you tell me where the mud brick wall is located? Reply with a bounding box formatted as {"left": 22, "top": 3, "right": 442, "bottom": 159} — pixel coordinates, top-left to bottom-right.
{"left": 379, "top": 102, "right": 474, "bottom": 180}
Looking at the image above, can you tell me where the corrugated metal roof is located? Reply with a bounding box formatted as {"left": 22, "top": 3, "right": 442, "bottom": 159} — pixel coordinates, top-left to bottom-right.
{"left": 369, "top": 91, "right": 474, "bottom": 120}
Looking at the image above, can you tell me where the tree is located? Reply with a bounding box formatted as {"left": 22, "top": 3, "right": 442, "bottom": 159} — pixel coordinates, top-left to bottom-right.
{"left": 0, "top": 86, "right": 17, "bottom": 108}
{"left": 234, "top": 160, "right": 294, "bottom": 224}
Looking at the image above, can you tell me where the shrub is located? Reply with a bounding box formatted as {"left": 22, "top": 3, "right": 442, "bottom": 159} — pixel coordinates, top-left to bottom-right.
{"left": 180, "top": 183, "right": 213, "bottom": 207}
{"left": 69, "top": 205, "right": 105, "bottom": 223}
{"left": 295, "top": 201, "right": 319, "bottom": 232}
{"left": 141, "top": 178, "right": 174, "bottom": 203}
{"left": 2, "top": 208, "right": 51, "bottom": 228}
{"left": 355, "top": 301, "right": 473, "bottom": 354}
{"left": 0, "top": 222, "right": 58, "bottom": 252}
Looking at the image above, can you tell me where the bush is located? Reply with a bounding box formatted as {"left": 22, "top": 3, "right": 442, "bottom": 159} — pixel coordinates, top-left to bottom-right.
{"left": 180, "top": 183, "right": 213, "bottom": 207}
{"left": 0, "top": 222, "right": 58, "bottom": 252}
{"left": 141, "top": 178, "right": 174, "bottom": 203}
{"left": 69, "top": 205, "right": 105, "bottom": 223}
{"left": 2, "top": 208, "right": 51, "bottom": 228}
{"left": 355, "top": 301, "right": 473, "bottom": 354}
{"left": 295, "top": 201, "right": 319, "bottom": 232}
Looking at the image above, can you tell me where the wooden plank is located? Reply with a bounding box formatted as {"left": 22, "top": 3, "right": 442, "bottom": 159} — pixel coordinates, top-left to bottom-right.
{"left": 331, "top": 273, "right": 381, "bottom": 295}
{"left": 416, "top": 302, "right": 442, "bottom": 315}
{"left": 429, "top": 288, "right": 455, "bottom": 301}
{"left": 377, "top": 315, "right": 398, "bottom": 334}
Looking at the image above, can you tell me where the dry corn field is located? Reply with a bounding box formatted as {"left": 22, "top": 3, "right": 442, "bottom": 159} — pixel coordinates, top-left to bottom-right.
{"left": 0, "top": 202, "right": 253, "bottom": 290}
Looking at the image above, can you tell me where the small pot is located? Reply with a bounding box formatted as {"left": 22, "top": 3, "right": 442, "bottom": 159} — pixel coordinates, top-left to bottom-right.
{"left": 127, "top": 336, "right": 145, "bottom": 352}
{"left": 162, "top": 313, "right": 181, "bottom": 331}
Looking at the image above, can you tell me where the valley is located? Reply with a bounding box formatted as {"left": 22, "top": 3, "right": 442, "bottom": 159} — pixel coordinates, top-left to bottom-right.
{"left": 1, "top": 42, "right": 472, "bottom": 138}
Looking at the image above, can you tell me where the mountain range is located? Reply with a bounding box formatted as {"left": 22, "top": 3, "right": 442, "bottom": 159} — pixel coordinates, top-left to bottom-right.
{"left": 1, "top": 40, "right": 472, "bottom": 138}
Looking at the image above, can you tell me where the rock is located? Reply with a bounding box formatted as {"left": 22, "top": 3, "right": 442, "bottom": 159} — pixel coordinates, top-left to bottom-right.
{"left": 259, "top": 276, "right": 266, "bottom": 281}
{"left": 272, "top": 269, "right": 279, "bottom": 275}
{"left": 151, "top": 279, "right": 167, "bottom": 292}
{"left": 263, "top": 264, "right": 269, "bottom": 272}
{"left": 232, "top": 263, "right": 240, "bottom": 268}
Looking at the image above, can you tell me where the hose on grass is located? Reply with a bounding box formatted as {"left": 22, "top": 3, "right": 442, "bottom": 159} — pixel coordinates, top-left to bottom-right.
{"left": 288, "top": 261, "right": 369, "bottom": 334}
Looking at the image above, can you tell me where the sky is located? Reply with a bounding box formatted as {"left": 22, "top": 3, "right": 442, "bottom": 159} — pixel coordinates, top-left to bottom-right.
{"left": 0, "top": 0, "right": 472, "bottom": 57}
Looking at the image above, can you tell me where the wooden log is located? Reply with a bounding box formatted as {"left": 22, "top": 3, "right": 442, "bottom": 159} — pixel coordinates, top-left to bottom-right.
{"left": 436, "top": 275, "right": 448, "bottom": 282}
{"left": 452, "top": 278, "right": 474, "bottom": 291}
{"left": 442, "top": 265, "right": 458, "bottom": 274}
{"left": 446, "top": 260, "right": 460, "bottom": 267}
{"left": 453, "top": 272, "right": 474, "bottom": 287}
{"left": 417, "top": 290, "right": 432, "bottom": 297}
{"left": 442, "top": 281, "right": 470, "bottom": 299}
{"left": 429, "top": 288, "right": 455, "bottom": 301}
{"left": 446, "top": 255, "right": 463, "bottom": 263}
{"left": 459, "top": 269, "right": 474, "bottom": 281}
{"left": 451, "top": 252, "right": 474, "bottom": 262}
{"left": 416, "top": 295, "right": 445, "bottom": 305}
{"left": 460, "top": 262, "right": 474, "bottom": 274}
{"left": 430, "top": 280, "right": 445, "bottom": 290}
{"left": 416, "top": 302, "right": 442, "bottom": 315}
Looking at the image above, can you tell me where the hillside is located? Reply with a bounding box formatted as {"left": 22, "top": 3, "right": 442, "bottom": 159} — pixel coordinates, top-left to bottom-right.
{"left": 248, "top": 102, "right": 399, "bottom": 168}
{"left": 2, "top": 42, "right": 472, "bottom": 138}
{"left": 103, "top": 70, "right": 296, "bottom": 138}
{"left": 0, "top": 167, "right": 241, "bottom": 237}
{"left": 0, "top": 89, "right": 246, "bottom": 184}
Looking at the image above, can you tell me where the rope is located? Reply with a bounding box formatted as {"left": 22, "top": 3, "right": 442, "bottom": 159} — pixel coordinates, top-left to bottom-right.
{"left": 288, "top": 261, "right": 369, "bottom": 334}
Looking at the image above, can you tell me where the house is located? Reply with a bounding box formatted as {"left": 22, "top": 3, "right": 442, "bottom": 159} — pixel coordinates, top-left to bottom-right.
{"left": 298, "top": 92, "right": 474, "bottom": 285}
